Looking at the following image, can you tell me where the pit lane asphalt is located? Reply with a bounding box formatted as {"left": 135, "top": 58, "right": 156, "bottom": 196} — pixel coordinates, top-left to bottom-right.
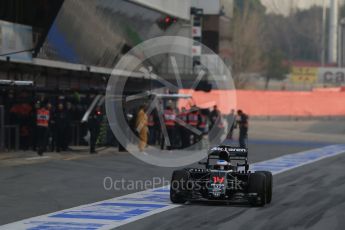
{"left": 0, "top": 140, "right": 336, "bottom": 227}
{"left": 116, "top": 147, "right": 345, "bottom": 230}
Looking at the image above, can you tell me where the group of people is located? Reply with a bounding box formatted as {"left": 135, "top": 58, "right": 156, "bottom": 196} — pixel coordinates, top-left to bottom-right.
{"left": 158, "top": 105, "right": 222, "bottom": 150}
{"left": 135, "top": 104, "right": 249, "bottom": 152}
{"left": 35, "top": 101, "right": 78, "bottom": 155}
{"left": 35, "top": 102, "right": 104, "bottom": 155}
{"left": 227, "top": 109, "right": 249, "bottom": 148}
{"left": 1, "top": 91, "right": 95, "bottom": 151}
{"left": 0, "top": 89, "right": 105, "bottom": 155}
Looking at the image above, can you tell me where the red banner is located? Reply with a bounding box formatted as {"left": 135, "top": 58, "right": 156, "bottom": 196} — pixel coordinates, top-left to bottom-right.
{"left": 179, "top": 89, "right": 345, "bottom": 116}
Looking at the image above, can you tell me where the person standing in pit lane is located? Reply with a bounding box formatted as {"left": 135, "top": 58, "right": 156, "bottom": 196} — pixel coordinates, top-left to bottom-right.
{"left": 187, "top": 107, "right": 199, "bottom": 146}
{"left": 88, "top": 106, "right": 103, "bottom": 154}
{"left": 161, "top": 106, "right": 176, "bottom": 150}
{"left": 36, "top": 102, "right": 50, "bottom": 156}
{"left": 209, "top": 105, "right": 221, "bottom": 129}
{"left": 197, "top": 109, "right": 207, "bottom": 145}
{"left": 63, "top": 101, "right": 73, "bottom": 151}
{"left": 226, "top": 109, "right": 236, "bottom": 140}
{"left": 209, "top": 105, "right": 224, "bottom": 144}
{"left": 177, "top": 107, "right": 189, "bottom": 149}
{"left": 54, "top": 103, "right": 68, "bottom": 152}
{"left": 136, "top": 104, "right": 148, "bottom": 152}
{"left": 236, "top": 110, "right": 249, "bottom": 148}
{"left": 148, "top": 109, "right": 159, "bottom": 146}
{"left": 46, "top": 102, "right": 55, "bottom": 152}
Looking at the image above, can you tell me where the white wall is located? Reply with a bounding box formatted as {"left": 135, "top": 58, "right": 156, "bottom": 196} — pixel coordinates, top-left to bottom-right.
{"left": 130, "top": 0, "right": 191, "bottom": 20}
{"left": 191, "top": 0, "right": 221, "bottom": 15}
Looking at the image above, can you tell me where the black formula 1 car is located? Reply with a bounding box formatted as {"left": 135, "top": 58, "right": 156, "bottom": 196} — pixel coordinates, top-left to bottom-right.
{"left": 170, "top": 146, "right": 272, "bottom": 206}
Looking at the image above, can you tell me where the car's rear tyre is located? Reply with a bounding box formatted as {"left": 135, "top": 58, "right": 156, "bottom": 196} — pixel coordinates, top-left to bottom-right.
{"left": 256, "top": 171, "right": 273, "bottom": 204}
{"left": 248, "top": 172, "right": 266, "bottom": 207}
{"left": 170, "top": 170, "right": 190, "bottom": 204}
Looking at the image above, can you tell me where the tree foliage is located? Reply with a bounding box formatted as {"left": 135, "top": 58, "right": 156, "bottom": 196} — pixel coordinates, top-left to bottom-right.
{"left": 228, "top": 2, "right": 325, "bottom": 88}
{"left": 230, "top": 1, "right": 266, "bottom": 88}
{"left": 264, "top": 49, "right": 290, "bottom": 89}
{"left": 264, "top": 6, "right": 324, "bottom": 62}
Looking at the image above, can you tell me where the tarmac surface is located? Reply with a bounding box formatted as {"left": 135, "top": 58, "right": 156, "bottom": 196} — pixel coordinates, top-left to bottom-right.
{"left": 116, "top": 150, "right": 345, "bottom": 230}
{"left": 0, "top": 120, "right": 344, "bottom": 229}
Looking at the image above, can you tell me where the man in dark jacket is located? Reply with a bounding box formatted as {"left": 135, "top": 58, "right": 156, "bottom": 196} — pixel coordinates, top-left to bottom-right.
{"left": 237, "top": 110, "right": 249, "bottom": 148}
{"left": 54, "top": 103, "right": 68, "bottom": 152}
{"left": 209, "top": 105, "right": 224, "bottom": 144}
{"left": 226, "top": 109, "right": 236, "bottom": 140}
{"left": 88, "top": 107, "right": 102, "bottom": 154}
{"left": 63, "top": 101, "right": 73, "bottom": 150}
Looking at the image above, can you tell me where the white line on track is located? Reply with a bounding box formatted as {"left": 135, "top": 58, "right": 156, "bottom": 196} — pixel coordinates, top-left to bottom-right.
{"left": 25, "top": 156, "right": 51, "bottom": 161}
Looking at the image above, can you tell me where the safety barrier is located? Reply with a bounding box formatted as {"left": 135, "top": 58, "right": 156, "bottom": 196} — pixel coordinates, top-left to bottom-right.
{"left": 236, "top": 90, "right": 345, "bottom": 116}
{"left": 179, "top": 89, "right": 345, "bottom": 117}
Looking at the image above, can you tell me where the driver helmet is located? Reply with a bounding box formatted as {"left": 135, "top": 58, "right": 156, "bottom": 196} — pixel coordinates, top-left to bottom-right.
{"left": 216, "top": 160, "right": 229, "bottom": 170}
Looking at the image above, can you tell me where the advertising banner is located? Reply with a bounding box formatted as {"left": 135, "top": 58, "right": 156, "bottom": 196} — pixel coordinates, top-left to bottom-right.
{"left": 290, "top": 67, "right": 318, "bottom": 84}
{"left": 318, "top": 67, "right": 345, "bottom": 86}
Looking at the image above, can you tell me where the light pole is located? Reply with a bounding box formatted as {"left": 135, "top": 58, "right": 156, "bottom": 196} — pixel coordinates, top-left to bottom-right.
{"left": 321, "top": 0, "right": 327, "bottom": 66}
{"left": 328, "top": 0, "right": 339, "bottom": 64}
{"left": 338, "top": 18, "right": 345, "bottom": 67}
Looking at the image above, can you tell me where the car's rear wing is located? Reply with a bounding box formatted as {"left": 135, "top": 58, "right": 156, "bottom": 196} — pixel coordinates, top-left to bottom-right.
{"left": 209, "top": 146, "right": 248, "bottom": 160}
{"left": 207, "top": 146, "right": 249, "bottom": 172}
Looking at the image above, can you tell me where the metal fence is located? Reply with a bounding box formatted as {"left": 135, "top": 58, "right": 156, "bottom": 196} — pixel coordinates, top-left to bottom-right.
{"left": 70, "top": 122, "right": 84, "bottom": 146}
{"left": 4, "top": 125, "right": 19, "bottom": 151}
{"left": 0, "top": 106, "right": 20, "bottom": 152}
{"left": 0, "top": 110, "right": 101, "bottom": 152}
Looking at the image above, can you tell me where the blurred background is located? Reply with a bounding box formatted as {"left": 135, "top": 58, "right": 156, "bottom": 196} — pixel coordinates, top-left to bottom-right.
{"left": 0, "top": 0, "right": 344, "bottom": 153}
